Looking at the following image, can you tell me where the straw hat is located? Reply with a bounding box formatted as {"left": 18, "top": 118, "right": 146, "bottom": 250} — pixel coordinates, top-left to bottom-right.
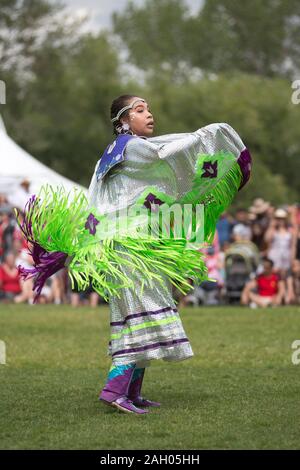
{"left": 249, "top": 198, "right": 270, "bottom": 215}
{"left": 274, "top": 208, "right": 288, "bottom": 219}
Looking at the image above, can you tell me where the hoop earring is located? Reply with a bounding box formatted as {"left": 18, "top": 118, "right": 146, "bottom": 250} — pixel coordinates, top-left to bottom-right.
{"left": 116, "top": 122, "right": 133, "bottom": 135}
{"left": 122, "top": 122, "right": 130, "bottom": 132}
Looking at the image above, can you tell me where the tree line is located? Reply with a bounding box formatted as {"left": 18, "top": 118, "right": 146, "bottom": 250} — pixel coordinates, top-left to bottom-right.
{"left": 1, "top": 0, "right": 300, "bottom": 206}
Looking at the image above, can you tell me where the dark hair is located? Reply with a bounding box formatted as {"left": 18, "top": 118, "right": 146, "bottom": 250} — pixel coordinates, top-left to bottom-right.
{"left": 262, "top": 257, "right": 274, "bottom": 267}
{"left": 110, "top": 94, "right": 137, "bottom": 136}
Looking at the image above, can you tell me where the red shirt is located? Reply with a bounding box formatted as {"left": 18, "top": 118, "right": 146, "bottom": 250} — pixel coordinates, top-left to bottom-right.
{"left": 256, "top": 273, "right": 280, "bottom": 297}
{"left": 0, "top": 265, "right": 21, "bottom": 294}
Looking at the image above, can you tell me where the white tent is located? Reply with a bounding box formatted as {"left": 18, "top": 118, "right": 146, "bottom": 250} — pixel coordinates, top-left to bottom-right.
{"left": 0, "top": 114, "right": 87, "bottom": 209}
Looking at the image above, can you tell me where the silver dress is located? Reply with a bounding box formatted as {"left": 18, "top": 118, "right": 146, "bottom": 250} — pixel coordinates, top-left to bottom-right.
{"left": 88, "top": 123, "right": 248, "bottom": 366}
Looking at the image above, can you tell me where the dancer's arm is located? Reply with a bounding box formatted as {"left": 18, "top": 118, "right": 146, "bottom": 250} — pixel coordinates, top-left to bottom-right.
{"left": 148, "top": 122, "right": 246, "bottom": 160}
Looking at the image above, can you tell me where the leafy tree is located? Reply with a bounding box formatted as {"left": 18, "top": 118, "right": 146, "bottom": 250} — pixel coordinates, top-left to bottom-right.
{"left": 0, "top": 1, "right": 125, "bottom": 185}
{"left": 0, "top": 0, "right": 64, "bottom": 75}
{"left": 14, "top": 33, "right": 125, "bottom": 185}
{"left": 112, "top": 0, "right": 192, "bottom": 80}
{"left": 1, "top": 0, "right": 300, "bottom": 202}
{"left": 189, "top": 0, "right": 300, "bottom": 78}
{"left": 113, "top": 0, "right": 300, "bottom": 79}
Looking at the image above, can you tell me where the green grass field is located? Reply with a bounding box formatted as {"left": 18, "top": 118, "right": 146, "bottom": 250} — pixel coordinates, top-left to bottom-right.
{"left": 0, "top": 303, "right": 300, "bottom": 450}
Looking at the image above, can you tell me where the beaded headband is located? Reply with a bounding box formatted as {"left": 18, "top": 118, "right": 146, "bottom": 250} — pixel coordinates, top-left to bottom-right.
{"left": 111, "top": 98, "right": 146, "bottom": 123}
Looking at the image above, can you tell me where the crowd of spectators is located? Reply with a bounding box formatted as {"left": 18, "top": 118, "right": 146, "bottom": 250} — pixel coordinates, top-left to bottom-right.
{"left": 1, "top": 187, "right": 300, "bottom": 308}
{"left": 0, "top": 189, "right": 106, "bottom": 306}
{"left": 175, "top": 198, "right": 300, "bottom": 308}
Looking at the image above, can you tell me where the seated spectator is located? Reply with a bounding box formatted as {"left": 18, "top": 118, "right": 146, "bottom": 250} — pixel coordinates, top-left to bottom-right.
{"left": 0, "top": 252, "right": 21, "bottom": 302}
{"left": 241, "top": 257, "right": 285, "bottom": 308}
{"left": 229, "top": 223, "right": 260, "bottom": 270}
{"left": 32, "top": 270, "right": 64, "bottom": 305}
{"left": 285, "top": 259, "right": 300, "bottom": 305}
{"left": 67, "top": 274, "right": 100, "bottom": 307}
{"left": 37, "top": 279, "right": 53, "bottom": 304}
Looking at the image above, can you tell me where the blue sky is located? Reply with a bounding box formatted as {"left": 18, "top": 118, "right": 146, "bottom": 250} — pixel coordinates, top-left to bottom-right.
{"left": 57, "top": 0, "right": 204, "bottom": 32}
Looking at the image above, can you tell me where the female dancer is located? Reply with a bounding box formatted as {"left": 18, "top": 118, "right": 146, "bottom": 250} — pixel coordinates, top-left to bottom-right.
{"left": 17, "top": 94, "right": 251, "bottom": 415}
{"left": 87, "top": 94, "right": 252, "bottom": 414}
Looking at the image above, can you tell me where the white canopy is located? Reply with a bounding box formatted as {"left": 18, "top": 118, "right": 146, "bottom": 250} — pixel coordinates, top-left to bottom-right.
{"left": 0, "top": 115, "right": 87, "bottom": 209}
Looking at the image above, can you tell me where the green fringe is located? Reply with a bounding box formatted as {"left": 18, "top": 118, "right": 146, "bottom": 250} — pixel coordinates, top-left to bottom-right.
{"left": 20, "top": 185, "right": 208, "bottom": 302}
{"left": 16, "top": 151, "right": 242, "bottom": 301}
{"left": 29, "top": 185, "right": 91, "bottom": 254}
{"left": 68, "top": 237, "right": 208, "bottom": 302}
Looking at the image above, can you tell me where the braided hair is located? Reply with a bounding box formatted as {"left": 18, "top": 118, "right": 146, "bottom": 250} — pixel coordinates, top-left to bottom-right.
{"left": 110, "top": 94, "right": 136, "bottom": 136}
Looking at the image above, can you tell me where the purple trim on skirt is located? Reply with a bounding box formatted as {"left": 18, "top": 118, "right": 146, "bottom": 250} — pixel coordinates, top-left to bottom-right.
{"left": 112, "top": 337, "right": 189, "bottom": 357}
{"left": 237, "top": 148, "right": 252, "bottom": 190}
{"left": 110, "top": 306, "right": 178, "bottom": 327}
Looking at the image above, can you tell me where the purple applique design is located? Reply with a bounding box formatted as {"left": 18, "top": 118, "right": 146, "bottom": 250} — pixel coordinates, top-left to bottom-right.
{"left": 143, "top": 193, "right": 164, "bottom": 211}
{"left": 237, "top": 148, "right": 252, "bottom": 190}
{"left": 85, "top": 213, "right": 99, "bottom": 235}
{"left": 202, "top": 161, "right": 218, "bottom": 178}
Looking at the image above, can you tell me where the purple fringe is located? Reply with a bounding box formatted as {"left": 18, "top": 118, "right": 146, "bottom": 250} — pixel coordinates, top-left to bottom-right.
{"left": 18, "top": 248, "right": 67, "bottom": 303}
{"left": 16, "top": 194, "right": 68, "bottom": 303}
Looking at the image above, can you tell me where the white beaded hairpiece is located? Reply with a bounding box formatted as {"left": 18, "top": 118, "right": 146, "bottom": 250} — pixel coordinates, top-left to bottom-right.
{"left": 111, "top": 98, "right": 145, "bottom": 123}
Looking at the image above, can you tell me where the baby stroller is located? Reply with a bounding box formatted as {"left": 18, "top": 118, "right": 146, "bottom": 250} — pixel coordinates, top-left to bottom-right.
{"left": 224, "top": 241, "right": 260, "bottom": 304}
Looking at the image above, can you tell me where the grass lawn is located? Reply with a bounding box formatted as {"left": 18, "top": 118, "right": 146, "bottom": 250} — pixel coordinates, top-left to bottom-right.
{"left": 0, "top": 303, "right": 299, "bottom": 450}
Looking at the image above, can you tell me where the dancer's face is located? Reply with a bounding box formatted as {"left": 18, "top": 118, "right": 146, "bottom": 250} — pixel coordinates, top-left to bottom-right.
{"left": 121, "top": 97, "right": 154, "bottom": 137}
